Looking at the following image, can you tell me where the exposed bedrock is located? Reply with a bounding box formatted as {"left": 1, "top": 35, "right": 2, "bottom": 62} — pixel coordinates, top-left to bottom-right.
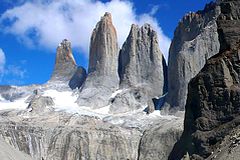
{"left": 50, "top": 39, "right": 77, "bottom": 82}
{"left": 77, "top": 12, "right": 119, "bottom": 109}
{"left": 49, "top": 39, "right": 87, "bottom": 91}
{"left": 166, "top": 2, "right": 221, "bottom": 110}
{"left": 110, "top": 24, "right": 167, "bottom": 113}
{"left": 169, "top": 1, "right": 240, "bottom": 159}
{"left": 0, "top": 110, "right": 183, "bottom": 160}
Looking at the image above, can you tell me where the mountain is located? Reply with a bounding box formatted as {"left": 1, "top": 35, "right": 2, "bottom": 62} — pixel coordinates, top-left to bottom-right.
{"left": 166, "top": 1, "right": 220, "bottom": 110}
{"left": 0, "top": 12, "right": 181, "bottom": 160}
{"left": 49, "top": 39, "right": 87, "bottom": 90}
{"left": 50, "top": 39, "right": 77, "bottom": 82}
{"left": 111, "top": 24, "right": 167, "bottom": 113}
{"left": 77, "top": 12, "right": 119, "bottom": 109}
{"left": 169, "top": 0, "right": 240, "bottom": 159}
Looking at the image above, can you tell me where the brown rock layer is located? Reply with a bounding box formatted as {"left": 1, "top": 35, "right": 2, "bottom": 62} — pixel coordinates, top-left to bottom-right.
{"left": 169, "top": 1, "right": 240, "bottom": 159}
{"left": 50, "top": 39, "right": 77, "bottom": 82}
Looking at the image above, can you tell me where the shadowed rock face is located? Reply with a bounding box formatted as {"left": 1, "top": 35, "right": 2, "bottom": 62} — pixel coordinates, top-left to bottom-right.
{"left": 166, "top": 2, "right": 221, "bottom": 110}
{"left": 110, "top": 24, "right": 167, "bottom": 113}
{"left": 69, "top": 67, "right": 87, "bottom": 90}
{"left": 77, "top": 12, "right": 119, "bottom": 109}
{"left": 50, "top": 39, "right": 77, "bottom": 82}
{"left": 169, "top": 1, "right": 240, "bottom": 159}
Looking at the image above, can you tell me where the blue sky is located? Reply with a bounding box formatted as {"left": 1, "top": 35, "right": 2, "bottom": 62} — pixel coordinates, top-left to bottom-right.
{"left": 0, "top": 0, "right": 212, "bottom": 85}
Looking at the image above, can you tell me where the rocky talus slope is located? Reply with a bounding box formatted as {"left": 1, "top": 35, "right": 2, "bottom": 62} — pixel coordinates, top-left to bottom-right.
{"left": 169, "top": 0, "right": 240, "bottom": 159}
{"left": 166, "top": 2, "right": 221, "bottom": 110}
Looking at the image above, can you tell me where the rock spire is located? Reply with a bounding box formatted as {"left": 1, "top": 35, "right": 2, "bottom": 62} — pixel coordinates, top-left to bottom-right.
{"left": 77, "top": 12, "right": 119, "bottom": 108}
{"left": 110, "top": 24, "right": 167, "bottom": 113}
{"left": 50, "top": 39, "right": 77, "bottom": 82}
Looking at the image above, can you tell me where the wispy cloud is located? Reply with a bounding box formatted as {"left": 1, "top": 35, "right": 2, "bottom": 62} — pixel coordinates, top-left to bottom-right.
{"left": 4, "top": 65, "right": 27, "bottom": 79}
{"left": 0, "top": 0, "right": 171, "bottom": 60}
{"left": 0, "top": 49, "right": 6, "bottom": 75}
{"left": 0, "top": 48, "right": 27, "bottom": 85}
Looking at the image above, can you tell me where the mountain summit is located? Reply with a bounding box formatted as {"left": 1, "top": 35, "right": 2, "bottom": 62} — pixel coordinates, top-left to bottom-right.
{"left": 77, "top": 12, "right": 119, "bottom": 109}
{"left": 50, "top": 39, "right": 77, "bottom": 82}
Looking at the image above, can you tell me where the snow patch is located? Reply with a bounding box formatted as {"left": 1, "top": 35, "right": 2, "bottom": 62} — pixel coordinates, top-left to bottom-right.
{"left": 110, "top": 89, "right": 124, "bottom": 99}
{"left": 0, "top": 96, "right": 28, "bottom": 110}
{"left": 43, "top": 89, "right": 110, "bottom": 119}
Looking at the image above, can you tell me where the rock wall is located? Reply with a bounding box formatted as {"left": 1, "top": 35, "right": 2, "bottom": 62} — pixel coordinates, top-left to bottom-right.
{"left": 166, "top": 2, "right": 221, "bottom": 110}
{"left": 50, "top": 39, "right": 77, "bottom": 82}
{"left": 138, "top": 120, "right": 182, "bottom": 160}
{"left": 169, "top": 1, "right": 240, "bottom": 159}
{"left": 0, "top": 137, "right": 33, "bottom": 160}
{"left": 110, "top": 24, "right": 167, "bottom": 113}
{"left": 0, "top": 112, "right": 141, "bottom": 160}
{"left": 77, "top": 12, "right": 119, "bottom": 109}
{"left": 0, "top": 110, "right": 183, "bottom": 160}
{"left": 118, "top": 24, "right": 166, "bottom": 95}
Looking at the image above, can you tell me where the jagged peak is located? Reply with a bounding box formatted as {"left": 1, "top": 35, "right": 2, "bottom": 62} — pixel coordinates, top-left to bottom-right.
{"left": 50, "top": 39, "right": 77, "bottom": 82}
{"left": 56, "top": 39, "right": 76, "bottom": 66}
{"left": 58, "top": 39, "right": 71, "bottom": 48}
{"left": 98, "top": 12, "right": 113, "bottom": 25}
{"left": 128, "top": 23, "right": 157, "bottom": 39}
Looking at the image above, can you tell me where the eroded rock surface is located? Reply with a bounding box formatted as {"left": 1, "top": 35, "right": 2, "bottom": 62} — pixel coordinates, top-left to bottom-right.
{"left": 77, "top": 12, "right": 119, "bottom": 109}
{"left": 50, "top": 39, "right": 77, "bottom": 82}
{"left": 169, "top": 1, "right": 240, "bottom": 159}
{"left": 0, "top": 137, "right": 33, "bottom": 160}
{"left": 69, "top": 67, "right": 87, "bottom": 90}
{"left": 110, "top": 24, "right": 167, "bottom": 113}
{"left": 166, "top": 2, "right": 221, "bottom": 110}
{"left": 0, "top": 109, "right": 183, "bottom": 160}
{"left": 138, "top": 119, "right": 183, "bottom": 160}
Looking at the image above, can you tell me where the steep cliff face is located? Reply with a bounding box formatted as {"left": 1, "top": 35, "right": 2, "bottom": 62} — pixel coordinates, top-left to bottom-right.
{"left": 50, "top": 39, "right": 77, "bottom": 82}
{"left": 68, "top": 66, "right": 87, "bottom": 90}
{"left": 169, "top": 1, "right": 240, "bottom": 159}
{"left": 49, "top": 39, "right": 87, "bottom": 91}
{"left": 110, "top": 24, "right": 167, "bottom": 113}
{"left": 77, "top": 12, "right": 119, "bottom": 109}
{"left": 167, "top": 2, "right": 221, "bottom": 110}
{"left": 0, "top": 137, "right": 33, "bottom": 160}
{"left": 0, "top": 111, "right": 141, "bottom": 160}
{"left": 138, "top": 119, "right": 182, "bottom": 160}
{"left": 118, "top": 24, "right": 166, "bottom": 94}
{"left": 0, "top": 109, "right": 183, "bottom": 160}
{"left": 88, "top": 12, "right": 119, "bottom": 78}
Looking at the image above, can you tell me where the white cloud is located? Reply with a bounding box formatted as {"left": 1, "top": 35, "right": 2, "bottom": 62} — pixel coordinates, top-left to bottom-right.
{"left": 0, "top": 49, "right": 26, "bottom": 84}
{"left": 5, "top": 65, "right": 26, "bottom": 79}
{"left": 0, "top": 49, "right": 6, "bottom": 75}
{"left": 0, "top": 0, "right": 171, "bottom": 61}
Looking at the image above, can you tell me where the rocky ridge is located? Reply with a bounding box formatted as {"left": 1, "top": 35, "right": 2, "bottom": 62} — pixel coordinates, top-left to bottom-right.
{"left": 169, "top": 0, "right": 240, "bottom": 159}
{"left": 0, "top": 12, "right": 181, "bottom": 160}
{"left": 166, "top": 1, "right": 221, "bottom": 110}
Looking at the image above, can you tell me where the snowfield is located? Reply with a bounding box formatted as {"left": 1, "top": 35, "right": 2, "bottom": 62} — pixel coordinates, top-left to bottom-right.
{"left": 0, "top": 89, "right": 180, "bottom": 127}
{"left": 0, "top": 95, "right": 28, "bottom": 110}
